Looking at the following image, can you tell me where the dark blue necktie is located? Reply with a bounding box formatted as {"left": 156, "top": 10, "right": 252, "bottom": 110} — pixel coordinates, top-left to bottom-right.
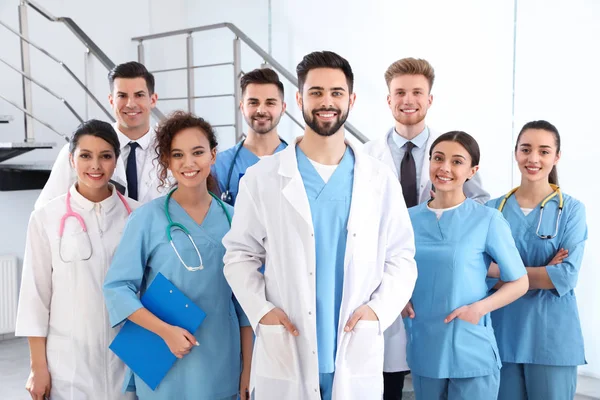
{"left": 400, "top": 141, "right": 418, "bottom": 207}
{"left": 126, "top": 142, "right": 140, "bottom": 200}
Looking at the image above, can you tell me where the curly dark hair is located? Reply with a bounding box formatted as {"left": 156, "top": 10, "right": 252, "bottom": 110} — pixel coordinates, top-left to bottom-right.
{"left": 154, "top": 111, "right": 219, "bottom": 194}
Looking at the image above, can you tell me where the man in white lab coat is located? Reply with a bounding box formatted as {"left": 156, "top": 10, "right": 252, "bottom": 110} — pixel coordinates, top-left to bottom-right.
{"left": 363, "top": 57, "right": 490, "bottom": 400}
{"left": 223, "top": 51, "right": 418, "bottom": 400}
{"left": 35, "top": 61, "right": 163, "bottom": 209}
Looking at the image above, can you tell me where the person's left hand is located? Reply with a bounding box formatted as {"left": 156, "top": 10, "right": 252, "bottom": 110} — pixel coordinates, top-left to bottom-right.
{"left": 344, "top": 305, "right": 378, "bottom": 332}
{"left": 239, "top": 366, "right": 250, "bottom": 400}
{"left": 444, "top": 303, "right": 485, "bottom": 325}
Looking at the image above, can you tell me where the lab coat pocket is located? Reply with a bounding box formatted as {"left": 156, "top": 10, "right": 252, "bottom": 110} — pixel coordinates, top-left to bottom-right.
{"left": 255, "top": 324, "right": 300, "bottom": 381}
{"left": 344, "top": 320, "right": 384, "bottom": 377}
{"left": 46, "top": 336, "right": 76, "bottom": 397}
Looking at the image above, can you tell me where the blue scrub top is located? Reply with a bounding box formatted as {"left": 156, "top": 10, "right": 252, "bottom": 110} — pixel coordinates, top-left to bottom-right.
{"left": 103, "top": 195, "right": 249, "bottom": 400}
{"left": 297, "top": 146, "right": 354, "bottom": 374}
{"left": 486, "top": 192, "right": 587, "bottom": 366}
{"left": 212, "top": 140, "right": 287, "bottom": 205}
{"left": 406, "top": 199, "right": 526, "bottom": 379}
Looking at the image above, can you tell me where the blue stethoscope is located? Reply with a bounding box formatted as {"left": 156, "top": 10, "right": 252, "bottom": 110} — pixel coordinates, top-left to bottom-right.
{"left": 220, "top": 137, "right": 288, "bottom": 205}
{"left": 497, "top": 184, "right": 563, "bottom": 239}
{"left": 165, "top": 188, "right": 231, "bottom": 271}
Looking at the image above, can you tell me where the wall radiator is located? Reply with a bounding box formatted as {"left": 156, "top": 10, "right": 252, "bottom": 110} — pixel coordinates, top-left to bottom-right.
{"left": 0, "top": 254, "right": 19, "bottom": 335}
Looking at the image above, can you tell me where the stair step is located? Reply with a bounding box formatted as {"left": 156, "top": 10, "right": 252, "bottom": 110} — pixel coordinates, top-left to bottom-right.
{"left": 0, "top": 162, "right": 52, "bottom": 191}
{"left": 0, "top": 141, "right": 55, "bottom": 163}
{"left": 0, "top": 115, "right": 13, "bottom": 124}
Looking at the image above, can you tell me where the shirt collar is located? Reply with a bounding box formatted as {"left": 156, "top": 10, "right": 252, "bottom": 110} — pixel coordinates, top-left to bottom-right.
{"left": 68, "top": 182, "right": 122, "bottom": 212}
{"left": 391, "top": 126, "right": 429, "bottom": 149}
{"left": 113, "top": 123, "right": 155, "bottom": 151}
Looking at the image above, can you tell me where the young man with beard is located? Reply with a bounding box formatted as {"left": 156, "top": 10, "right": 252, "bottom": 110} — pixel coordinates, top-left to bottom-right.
{"left": 223, "top": 51, "right": 417, "bottom": 400}
{"left": 363, "top": 57, "right": 490, "bottom": 400}
{"left": 35, "top": 62, "right": 162, "bottom": 208}
{"left": 212, "top": 68, "right": 288, "bottom": 205}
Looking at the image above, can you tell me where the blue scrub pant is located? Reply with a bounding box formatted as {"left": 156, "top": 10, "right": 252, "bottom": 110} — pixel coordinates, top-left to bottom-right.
{"left": 498, "top": 362, "right": 577, "bottom": 400}
{"left": 320, "top": 372, "right": 334, "bottom": 400}
{"left": 412, "top": 371, "right": 500, "bottom": 400}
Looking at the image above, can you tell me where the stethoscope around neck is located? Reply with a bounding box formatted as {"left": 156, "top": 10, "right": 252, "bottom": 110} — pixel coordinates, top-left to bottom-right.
{"left": 165, "top": 187, "right": 232, "bottom": 271}
{"left": 220, "top": 137, "right": 288, "bottom": 205}
{"left": 497, "top": 183, "right": 564, "bottom": 239}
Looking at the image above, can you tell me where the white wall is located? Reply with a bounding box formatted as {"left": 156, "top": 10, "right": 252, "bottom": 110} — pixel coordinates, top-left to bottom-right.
{"left": 143, "top": 0, "right": 600, "bottom": 378}
{"left": 0, "top": 0, "right": 598, "bottom": 379}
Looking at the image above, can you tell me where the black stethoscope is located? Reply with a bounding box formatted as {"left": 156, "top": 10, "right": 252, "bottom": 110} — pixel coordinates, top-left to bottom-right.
{"left": 220, "top": 137, "right": 288, "bottom": 205}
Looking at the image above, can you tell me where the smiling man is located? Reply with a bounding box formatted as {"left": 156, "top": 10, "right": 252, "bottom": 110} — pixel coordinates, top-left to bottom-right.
{"left": 212, "top": 68, "right": 288, "bottom": 205}
{"left": 364, "top": 57, "right": 490, "bottom": 400}
{"left": 35, "top": 61, "right": 163, "bottom": 209}
{"left": 223, "top": 51, "right": 417, "bottom": 400}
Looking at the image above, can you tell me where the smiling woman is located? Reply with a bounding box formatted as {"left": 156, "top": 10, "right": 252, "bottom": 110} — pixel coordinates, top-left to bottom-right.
{"left": 404, "top": 131, "right": 529, "bottom": 400}
{"left": 103, "top": 111, "right": 253, "bottom": 400}
{"left": 15, "top": 119, "right": 138, "bottom": 400}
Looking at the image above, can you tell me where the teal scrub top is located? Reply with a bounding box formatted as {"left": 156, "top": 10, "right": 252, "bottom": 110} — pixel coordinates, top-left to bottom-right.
{"left": 212, "top": 140, "right": 287, "bottom": 204}
{"left": 297, "top": 146, "right": 354, "bottom": 374}
{"left": 406, "top": 199, "right": 526, "bottom": 379}
{"left": 487, "top": 192, "right": 587, "bottom": 366}
{"left": 103, "top": 195, "right": 249, "bottom": 400}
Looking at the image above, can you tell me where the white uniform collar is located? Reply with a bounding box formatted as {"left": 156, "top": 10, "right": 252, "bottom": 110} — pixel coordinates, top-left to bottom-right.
{"left": 68, "top": 183, "right": 122, "bottom": 213}
{"left": 112, "top": 123, "right": 155, "bottom": 151}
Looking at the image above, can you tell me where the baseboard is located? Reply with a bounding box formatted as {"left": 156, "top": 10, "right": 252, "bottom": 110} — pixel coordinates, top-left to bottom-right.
{"left": 578, "top": 374, "right": 600, "bottom": 399}
{"left": 0, "top": 332, "right": 16, "bottom": 342}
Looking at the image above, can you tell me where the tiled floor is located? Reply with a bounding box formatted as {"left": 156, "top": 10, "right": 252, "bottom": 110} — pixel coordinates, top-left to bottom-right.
{"left": 0, "top": 338, "right": 597, "bottom": 399}
{"left": 0, "top": 338, "right": 30, "bottom": 400}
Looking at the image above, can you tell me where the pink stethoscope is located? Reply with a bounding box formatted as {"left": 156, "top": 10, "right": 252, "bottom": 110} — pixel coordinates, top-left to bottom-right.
{"left": 58, "top": 189, "right": 132, "bottom": 263}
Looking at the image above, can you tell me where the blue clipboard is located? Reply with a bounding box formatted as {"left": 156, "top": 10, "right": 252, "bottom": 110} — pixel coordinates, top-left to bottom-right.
{"left": 109, "top": 272, "right": 206, "bottom": 390}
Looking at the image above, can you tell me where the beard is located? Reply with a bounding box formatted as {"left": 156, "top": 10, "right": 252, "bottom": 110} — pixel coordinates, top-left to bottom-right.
{"left": 302, "top": 105, "right": 349, "bottom": 137}
{"left": 245, "top": 112, "right": 282, "bottom": 134}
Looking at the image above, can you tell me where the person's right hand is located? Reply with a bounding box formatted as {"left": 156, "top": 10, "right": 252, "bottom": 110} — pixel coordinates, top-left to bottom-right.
{"left": 25, "top": 366, "right": 51, "bottom": 400}
{"left": 401, "top": 301, "right": 415, "bottom": 319}
{"left": 259, "top": 307, "right": 299, "bottom": 336}
{"left": 549, "top": 248, "right": 568, "bottom": 265}
{"left": 161, "top": 325, "right": 198, "bottom": 358}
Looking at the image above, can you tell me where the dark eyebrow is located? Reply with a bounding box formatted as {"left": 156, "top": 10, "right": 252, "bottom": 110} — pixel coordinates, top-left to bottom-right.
{"left": 432, "top": 151, "right": 445, "bottom": 156}
{"left": 247, "top": 97, "right": 279, "bottom": 102}
{"left": 171, "top": 145, "right": 206, "bottom": 152}
{"left": 331, "top": 87, "right": 346, "bottom": 92}
{"left": 452, "top": 154, "right": 467, "bottom": 159}
{"left": 134, "top": 91, "right": 147, "bottom": 95}
{"left": 78, "top": 149, "right": 113, "bottom": 154}
{"left": 307, "top": 86, "right": 325, "bottom": 91}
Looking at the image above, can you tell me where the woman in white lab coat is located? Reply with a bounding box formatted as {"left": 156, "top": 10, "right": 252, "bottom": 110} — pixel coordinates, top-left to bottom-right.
{"left": 15, "top": 120, "right": 138, "bottom": 400}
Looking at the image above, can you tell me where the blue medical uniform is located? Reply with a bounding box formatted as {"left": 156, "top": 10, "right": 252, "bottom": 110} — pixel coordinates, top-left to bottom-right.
{"left": 406, "top": 199, "right": 526, "bottom": 399}
{"left": 297, "top": 146, "right": 354, "bottom": 400}
{"left": 213, "top": 141, "right": 287, "bottom": 204}
{"left": 103, "top": 195, "right": 249, "bottom": 400}
{"left": 487, "top": 192, "right": 587, "bottom": 400}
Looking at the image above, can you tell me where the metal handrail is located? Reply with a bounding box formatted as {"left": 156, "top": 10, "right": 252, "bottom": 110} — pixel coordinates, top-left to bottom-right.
{"left": 0, "top": 56, "right": 84, "bottom": 124}
{"left": 132, "top": 22, "right": 368, "bottom": 143}
{"left": 20, "top": 0, "right": 166, "bottom": 121}
{"left": 0, "top": 18, "right": 113, "bottom": 122}
{"left": 0, "top": 93, "right": 66, "bottom": 140}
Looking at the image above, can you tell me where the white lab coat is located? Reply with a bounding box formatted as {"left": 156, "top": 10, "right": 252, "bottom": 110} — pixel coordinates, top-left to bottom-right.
{"left": 15, "top": 184, "right": 138, "bottom": 400}
{"left": 35, "top": 126, "right": 164, "bottom": 210}
{"left": 223, "top": 138, "right": 417, "bottom": 400}
{"left": 363, "top": 126, "right": 490, "bottom": 372}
